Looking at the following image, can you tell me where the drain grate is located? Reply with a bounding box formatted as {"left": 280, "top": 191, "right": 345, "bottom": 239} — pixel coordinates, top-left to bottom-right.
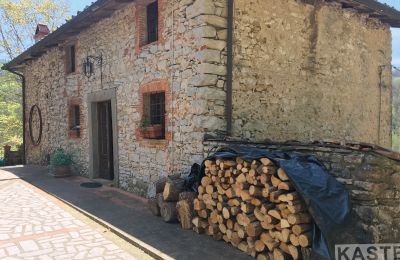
{"left": 80, "top": 182, "right": 103, "bottom": 188}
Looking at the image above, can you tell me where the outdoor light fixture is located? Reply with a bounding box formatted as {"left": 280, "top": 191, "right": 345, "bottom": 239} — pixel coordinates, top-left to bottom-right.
{"left": 83, "top": 54, "right": 103, "bottom": 78}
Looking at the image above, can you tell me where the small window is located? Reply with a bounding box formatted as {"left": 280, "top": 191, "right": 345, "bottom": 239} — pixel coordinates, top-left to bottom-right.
{"left": 65, "top": 45, "right": 76, "bottom": 74}
{"left": 72, "top": 105, "right": 80, "bottom": 129}
{"left": 146, "top": 1, "right": 158, "bottom": 44}
{"left": 141, "top": 92, "right": 165, "bottom": 139}
{"left": 69, "top": 105, "right": 80, "bottom": 138}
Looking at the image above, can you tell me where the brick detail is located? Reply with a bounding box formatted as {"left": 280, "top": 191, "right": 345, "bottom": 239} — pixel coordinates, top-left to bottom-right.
{"left": 135, "top": 0, "right": 165, "bottom": 54}
{"left": 67, "top": 97, "right": 83, "bottom": 139}
{"left": 136, "top": 79, "right": 170, "bottom": 149}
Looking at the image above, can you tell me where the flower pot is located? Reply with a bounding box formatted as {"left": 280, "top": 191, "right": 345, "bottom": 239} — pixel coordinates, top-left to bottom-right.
{"left": 142, "top": 124, "right": 163, "bottom": 139}
{"left": 52, "top": 165, "right": 71, "bottom": 178}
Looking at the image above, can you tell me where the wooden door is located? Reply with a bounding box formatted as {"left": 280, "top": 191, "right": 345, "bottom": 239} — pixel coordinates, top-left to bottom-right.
{"left": 97, "top": 101, "right": 114, "bottom": 180}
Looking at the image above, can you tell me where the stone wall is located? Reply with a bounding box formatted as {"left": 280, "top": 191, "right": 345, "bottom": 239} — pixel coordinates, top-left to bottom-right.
{"left": 23, "top": 0, "right": 228, "bottom": 196}
{"left": 204, "top": 140, "right": 400, "bottom": 246}
{"left": 232, "top": 0, "right": 392, "bottom": 148}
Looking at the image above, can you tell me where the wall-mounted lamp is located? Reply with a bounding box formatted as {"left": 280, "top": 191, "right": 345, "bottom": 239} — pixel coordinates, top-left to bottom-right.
{"left": 83, "top": 54, "right": 103, "bottom": 78}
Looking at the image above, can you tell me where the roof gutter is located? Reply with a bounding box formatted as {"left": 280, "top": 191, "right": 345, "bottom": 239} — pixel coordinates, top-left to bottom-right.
{"left": 2, "top": 65, "right": 26, "bottom": 164}
{"left": 226, "top": 0, "right": 234, "bottom": 136}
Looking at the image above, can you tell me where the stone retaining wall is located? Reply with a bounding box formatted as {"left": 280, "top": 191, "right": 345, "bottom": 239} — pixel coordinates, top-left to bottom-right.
{"left": 204, "top": 140, "right": 400, "bottom": 244}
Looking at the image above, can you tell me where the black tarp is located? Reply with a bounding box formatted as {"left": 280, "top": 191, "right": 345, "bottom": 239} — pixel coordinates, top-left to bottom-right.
{"left": 201, "top": 146, "right": 351, "bottom": 259}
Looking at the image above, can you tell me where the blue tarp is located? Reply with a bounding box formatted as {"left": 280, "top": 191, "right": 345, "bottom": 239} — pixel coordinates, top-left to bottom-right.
{"left": 203, "top": 146, "right": 351, "bottom": 259}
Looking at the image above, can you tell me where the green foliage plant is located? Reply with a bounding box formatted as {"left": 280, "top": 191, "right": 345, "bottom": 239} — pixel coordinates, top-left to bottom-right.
{"left": 50, "top": 148, "right": 73, "bottom": 166}
{"left": 140, "top": 117, "right": 151, "bottom": 128}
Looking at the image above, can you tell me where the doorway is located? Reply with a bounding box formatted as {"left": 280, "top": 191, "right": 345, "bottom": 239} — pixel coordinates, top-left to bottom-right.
{"left": 97, "top": 101, "right": 114, "bottom": 180}
{"left": 87, "top": 89, "right": 119, "bottom": 186}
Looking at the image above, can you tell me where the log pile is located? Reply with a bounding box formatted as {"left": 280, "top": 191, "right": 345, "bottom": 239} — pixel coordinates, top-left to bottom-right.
{"left": 192, "top": 157, "right": 313, "bottom": 259}
{"left": 148, "top": 177, "right": 197, "bottom": 230}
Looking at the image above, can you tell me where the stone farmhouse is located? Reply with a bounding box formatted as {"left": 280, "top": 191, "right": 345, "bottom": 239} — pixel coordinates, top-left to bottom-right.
{"left": 3, "top": 0, "right": 400, "bottom": 196}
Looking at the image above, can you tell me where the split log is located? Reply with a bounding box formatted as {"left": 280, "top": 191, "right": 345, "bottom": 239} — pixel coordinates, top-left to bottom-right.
{"left": 192, "top": 217, "right": 208, "bottom": 229}
{"left": 257, "top": 253, "right": 272, "bottom": 260}
{"left": 156, "top": 193, "right": 164, "bottom": 208}
{"left": 288, "top": 213, "right": 312, "bottom": 225}
{"left": 155, "top": 178, "right": 168, "bottom": 194}
{"left": 194, "top": 198, "right": 205, "bottom": 211}
{"left": 147, "top": 198, "right": 160, "bottom": 216}
{"left": 292, "top": 224, "right": 312, "bottom": 236}
{"left": 278, "top": 181, "right": 294, "bottom": 191}
{"left": 273, "top": 248, "right": 291, "bottom": 260}
{"left": 268, "top": 209, "right": 281, "bottom": 220}
{"left": 176, "top": 200, "right": 194, "bottom": 229}
{"left": 277, "top": 168, "right": 289, "bottom": 181}
{"left": 299, "top": 232, "right": 312, "bottom": 247}
{"left": 260, "top": 232, "right": 273, "bottom": 244}
{"left": 238, "top": 241, "right": 249, "bottom": 252}
{"left": 290, "top": 234, "right": 300, "bottom": 247}
{"left": 163, "top": 179, "right": 185, "bottom": 201}
{"left": 179, "top": 191, "right": 196, "bottom": 202}
{"left": 254, "top": 240, "right": 265, "bottom": 252}
{"left": 160, "top": 202, "right": 178, "bottom": 223}
{"left": 246, "top": 221, "right": 263, "bottom": 237}
{"left": 271, "top": 175, "right": 282, "bottom": 187}
{"left": 288, "top": 244, "right": 300, "bottom": 259}
{"left": 287, "top": 203, "right": 306, "bottom": 214}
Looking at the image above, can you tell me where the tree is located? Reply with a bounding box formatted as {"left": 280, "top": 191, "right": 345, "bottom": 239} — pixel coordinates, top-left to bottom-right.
{"left": 0, "top": 1, "right": 69, "bottom": 155}
{"left": 0, "top": 63, "right": 22, "bottom": 151}
{"left": 392, "top": 69, "right": 400, "bottom": 151}
{"left": 0, "top": 0, "right": 69, "bottom": 60}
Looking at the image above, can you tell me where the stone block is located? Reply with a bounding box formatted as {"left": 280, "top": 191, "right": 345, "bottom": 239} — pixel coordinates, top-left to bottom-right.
{"left": 195, "top": 49, "right": 221, "bottom": 63}
{"left": 197, "top": 63, "right": 227, "bottom": 76}
{"left": 192, "top": 26, "right": 217, "bottom": 38}
{"left": 196, "top": 87, "right": 226, "bottom": 100}
{"left": 197, "top": 38, "right": 226, "bottom": 50}
{"left": 186, "top": 0, "right": 215, "bottom": 19}
{"left": 217, "top": 29, "right": 227, "bottom": 40}
{"left": 197, "top": 15, "right": 227, "bottom": 29}
{"left": 192, "top": 74, "right": 218, "bottom": 86}
{"left": 202, "top": 116, "right": 225, "bottom": 131}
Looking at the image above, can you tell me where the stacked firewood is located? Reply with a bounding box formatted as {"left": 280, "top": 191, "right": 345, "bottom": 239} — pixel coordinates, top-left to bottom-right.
{"left": 148, "top": 177, "right": 197, "bottom": 230}
{"left": 192, "top": 157, "right": 313, "bottom": 260}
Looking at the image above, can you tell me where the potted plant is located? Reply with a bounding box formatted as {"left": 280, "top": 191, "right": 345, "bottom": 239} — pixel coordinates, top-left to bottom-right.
{"left": 50, "top": 148, "right": 73, "bottom": 177}
{"left": 140, "top": 118, "right": 163, "bottom": 139}
{"left": 69, "top": 125, "right": 80, "bottom": 138}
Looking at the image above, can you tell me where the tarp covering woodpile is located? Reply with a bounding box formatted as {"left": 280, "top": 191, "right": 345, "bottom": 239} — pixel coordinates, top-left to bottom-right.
{"left": 199, "top": 146, "right": 351, "bottom": 259}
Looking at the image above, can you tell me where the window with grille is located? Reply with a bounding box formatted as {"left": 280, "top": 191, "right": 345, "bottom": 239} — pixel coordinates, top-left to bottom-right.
{"left": 142, "top": 92, "right": 165, "bottom": 140}
{"left": 150, "top": 92, "right": 165, "bottom": 125}
{"left": 72, "top": 105, "right": 80, "bottom": 129}
{"left": 146, "top": 1, "right": 158, "bottom": 44}
{"left": 69, "top": 104, "right": 81, "bottom": 138}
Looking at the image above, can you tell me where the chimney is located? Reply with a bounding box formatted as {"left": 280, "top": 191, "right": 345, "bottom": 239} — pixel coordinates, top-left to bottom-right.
{"left": 34, "top": 24, "right": 50, "bottom": 42}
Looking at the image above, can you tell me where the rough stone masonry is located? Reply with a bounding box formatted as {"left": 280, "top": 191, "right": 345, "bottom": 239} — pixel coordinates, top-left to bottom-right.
{"left": 11, "top": 0, "right": 395, "bottom": 199}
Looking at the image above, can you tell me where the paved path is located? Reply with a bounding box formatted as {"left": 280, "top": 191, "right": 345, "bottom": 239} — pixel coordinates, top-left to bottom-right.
{"left": 0, "top": 170, "right": 153, "bottom": 260}
{"left": 0, "top": 166, "right": 253, "bottom": 260}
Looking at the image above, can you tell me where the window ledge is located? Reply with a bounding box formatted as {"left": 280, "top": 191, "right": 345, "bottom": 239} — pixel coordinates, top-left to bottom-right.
{"left": 68, "top": 130, "right": 80, "bottom": 139}
{"left": 139, "top": 138, "right": 168, "bottom": 149}
{"left": 136, "top": 40, "right": 160, "bottom": 54}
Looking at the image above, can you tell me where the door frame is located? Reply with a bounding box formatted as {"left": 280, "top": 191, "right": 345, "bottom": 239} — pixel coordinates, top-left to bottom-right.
{"left": 87, "top": 88, "right": 119, "bottom": 187}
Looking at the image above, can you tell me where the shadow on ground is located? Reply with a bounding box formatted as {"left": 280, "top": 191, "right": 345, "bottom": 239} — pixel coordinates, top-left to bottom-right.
{"left": 1, "top": 165, "right": 253, "bottom": 260}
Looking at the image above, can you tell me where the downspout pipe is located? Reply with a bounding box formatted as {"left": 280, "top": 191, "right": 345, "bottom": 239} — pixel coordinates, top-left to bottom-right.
{"left": 226, "top": 0, "right": 234, "bottom": 137}
{"left": 1, "top": 65, "right": 26, "bottom": 165}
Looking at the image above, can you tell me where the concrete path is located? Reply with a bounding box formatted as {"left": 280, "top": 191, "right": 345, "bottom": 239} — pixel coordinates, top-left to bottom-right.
{"left": 0, "top": 166, "right": 253, "bottom": 260}
{"left": 0, "top": 169, "right": 153, "bottom": 260}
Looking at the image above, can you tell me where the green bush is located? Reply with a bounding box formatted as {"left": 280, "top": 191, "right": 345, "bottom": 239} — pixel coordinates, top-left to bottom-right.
{"left": 50, "top": 149, "right": 73, "bottom": 166}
